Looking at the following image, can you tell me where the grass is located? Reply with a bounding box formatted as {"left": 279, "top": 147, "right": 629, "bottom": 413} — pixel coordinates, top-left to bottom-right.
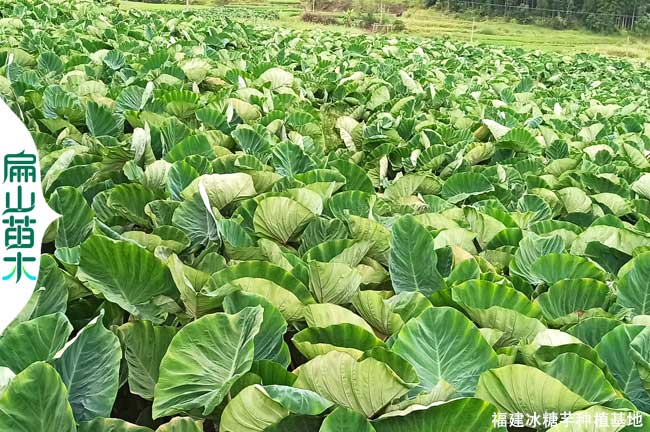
{"left": 400, "top": 8, "right": 649, "bottom": 59}
{"left": 120, "top": 1, "right": 650, "bottom": 60}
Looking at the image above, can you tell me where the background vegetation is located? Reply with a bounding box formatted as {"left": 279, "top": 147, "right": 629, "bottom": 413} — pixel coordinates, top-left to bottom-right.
{"left": 428, "top": 0, "right": 650, "bottom": 34}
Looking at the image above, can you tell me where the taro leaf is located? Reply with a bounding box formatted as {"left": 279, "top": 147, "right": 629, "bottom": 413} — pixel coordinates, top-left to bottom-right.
{"left": 537, "top": 278, "right": 611, "bottom": 324}
{"left": 346, "top": 215, "right": 391, "bottom": 265}
{"left": 441, "top": 172, "right": 494, "bottom": 204}
{"left": 596, "top": 325, "right": 650, "bottom": 412}
{"left": 530, "top": 253, "right": 606, "bottom": 285}
{"left": 541, "top": 352, "right": 619, "bottom": 406}
{"left": 618, "top": 252, "right": 650, "bottom": 316}
{"left": 497, "top": 128, "right": 542, "bottom": 154}
{"left": 107, "top": 183, "right": 157, "bottom": 229}
{"left": 231, "top": 125, "right": 271, "bottom": 160}
{"left": 352, "top": 291, "right": 432, "bottom": 336}
{"left": 206, "top": 261, "right": 314, "bottom": 321}
{"left": 567, "top": 317, "right": 622, "bottom": 347}
{"left": 328, "top": 159, "right": 375, "bottom": 193}
{"left": 49, "top": 186, "right": 95, "bottom": 248}
{"left": 304, "top": 303, "right": 374, "bottom": 333}
{"left": 42, "top": 85, "right": 83, "bottom": 122}
{"left": 30, "top": 255, "right": 68, "bottom": 317}
{"left": 223, "top": 291, "right": 289, "bottom": 366}
{"left": 181, "top": 173, "right": 256, "bottom": 210}
{"left": 391, "top": 307, "right": 498, "bottom": 395}
{"left": 54, "top": 313, "right": 122, "bottom": 422}
{"left": 103, "top": 50, "right": 126, "bottom": 70}
{"left": 308, "top": 261, "right": 362, "bottom": 304}
{"left": 292, "top": 323, "right": 384, "bottom": 360}
{"left": 264, "top": 385, "right": 333, "bottom": 415}
{"left": 79, "top": 418, "right": 154, "bottom": 432}
{"left": 294, "top": 351, "right": 416, "bottom": 417}
{"left": 0, "top": 313, "right": 72, "bottom": 373}
{"left": 510, "top": 232, "right": 565, "bottom": 284}
{"left": 172, "top": 192, "right": 220, "bottom": 247}
{"left": 219, "top": 384, "right": 289, "bottom": 432}
{"left": 476, "top": 365, "right": 592, "bottom": 415}
{"left": 152, "top": 307, "right": 264, "bottom": 418}
{"left": 77, "top": 235, "right": 177, "bottom": 322}
{"left": 320, "top": 407, "right": 376, "bottom": 432}
{"left": 254, "top": 196, "right": 315, "bottom": 244}
{"left": 86, "top": 101, "right": 123, "bottom": 137}
{"left": 451, "top": 280, "right": 547, "bottom": 344}
{"left": 372, "top": 398, "right": 505, "bottom": 432}
{"left": 0, "top": 362, "right": 76, "bottom": 432}
{"left": 116, "top": 321, "right": 177, "bottom": 400}
{"left": 328, "top": 191, "right": 374, "bottom": 220}
{"left": 37, "top": 52, "right": 63, "bottom": 74}
{"left": 272, "top": 141, "right": 316, "bottom": 177}
{"left": 156, "top": 417, "right": 204, "bottom": 432}
{"left": 167, "top": 254, "right": 218, "bottom": 319}
{"left": 389, "top": 214, "right": 445, "bottom": 296}
{"left": 259, "top": 67, "right": 294, "bottom": 88}
{"left": 168, "top": 161, "right": 199, "bottom": 201}
{"left": 584, "top": 242, "right": 630, "bottom": 275}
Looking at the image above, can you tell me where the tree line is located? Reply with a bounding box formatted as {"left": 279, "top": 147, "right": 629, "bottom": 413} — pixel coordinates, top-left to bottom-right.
{"left": 427, "top": 0, "right": 650, "bottom": 33}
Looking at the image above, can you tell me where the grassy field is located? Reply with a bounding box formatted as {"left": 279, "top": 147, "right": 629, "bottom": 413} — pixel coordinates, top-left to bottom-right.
{"left": 121, "top": 1, "right": 649, "bottom": 60}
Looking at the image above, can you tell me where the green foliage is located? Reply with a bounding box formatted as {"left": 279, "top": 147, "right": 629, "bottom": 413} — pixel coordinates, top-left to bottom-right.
{"left": 431, "top": 0, "right": 649, "bottom": 33}
{"left": 2, "top": 0, "right": 650, "bottom": 430}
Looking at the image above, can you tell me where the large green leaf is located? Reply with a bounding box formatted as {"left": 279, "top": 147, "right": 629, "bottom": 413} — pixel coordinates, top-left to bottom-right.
{"left": 254, "top": 196, "right": 314, "bottom": 243}
{"left": 156, "top": 417, "right": 204, "bottom": 432}
{"left": 77, "top": 235, "right": 178, "bottom": 322}
{"left": 304, "top": 303, "right": 374, "bottom": 333}
{"left": 476, "top": 364, "right": 592, "bottom": 415}
{"left": 292, "top": 323, "right": 384, "bottom": 360}
{"left": 223, "top": 291, "right": 289, "bottom": 366}
{"left": 220, "top": 384, "right": 288, "bottom": 432}
{"left": 352, "top": 291, "right": 432, "bottom": 336}
{"left": 182, "top": 173, "right": 256, "bottom": 210}
{"left": 206, "top": 261, "right": 314, "bottom": 321}
{"left": 452, "top": 280, "right": 546, "bottom": 343}
{"left": 320, "top": 407, "right": 376, "bottom": 432}
{"left": 30, "top": 255, "right": 68, "bottom": 318}
{"left": 510, "top": 232, "right": 565, "bottom": 284}
{"left": 116, "top": 321, "right": 177, "bottom": 400}
{"left": 596, "top": 325, "right": 650, "bottom": 412}
{"left": 107, "top": 184, "right": 158, "bottom": 228}
{"left": 0, "top": 313, "right": 72, "bottom": 373}
{"left": 389, "top": 215, "right": 445, "bottom": 296}
{"left": 49, "top": 186, "right": 95, "bottom": 248}
{"left": 530, "top": 253, "right": 606, "bottom": 285}
{"left": 618, "top": 252, "right": 650, "bottom": 316}
{"left": 86, "top": 101, "right": 123, "bottom": 137}
{"left": 441, "top": 172, "right": 494, "bottom": 204}
{"left": 294, "top": 351, "right": 416, "bottom": 417}
{"left": 372, "top": 398, "right": 505, "bottom": 432}
{"left": 391, "top": 307, "right": 498, "bottom": 395}
{"left": 537, "top": 278, "right": 611, "bottom": 325}
{"left": 152, "top": 307, "right": 264, "bottom": 418}
{"left": 220, "top": 384, "right": 332, "bottom": 432}
{"left": 172, "top": 192, "right": 220, "bottom": 246}
{"left": 167, "top": 254, "right": 218, "bottom": 319}
{"left": 78, "top": 418, "right": 153, "bottom": 432}
{"left": 308, "top": 261, "right": 362, "bottom": 304}
{"left": 54, "top": 313, "right": 122, "bottom": 422}
{"left": 0, "top": 362, "right": 76, "bottom": 432}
